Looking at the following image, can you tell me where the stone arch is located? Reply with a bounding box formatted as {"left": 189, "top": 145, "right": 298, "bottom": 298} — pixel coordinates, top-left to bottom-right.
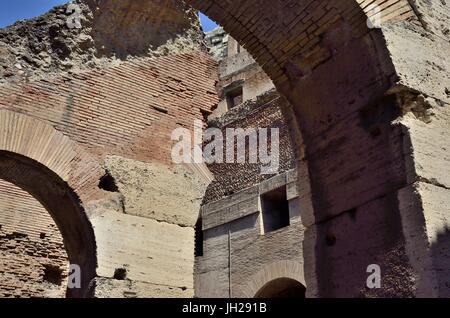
{"left": 186, "top": 1, "right": 421, "bottom": 226}
{"left": 188, "top": 0, "right": 416, "bottom": 88}
{"left": 235, "top": 260, "right": 305, "bottom": 298}
{"left": 187, "top": 1, "right": 429, "bottom": 297}
{"left": 255, "top": 278, "right": 306, "bottom": 298}
{"left": 0, "top": 110, "right": 97, "bottom": 298}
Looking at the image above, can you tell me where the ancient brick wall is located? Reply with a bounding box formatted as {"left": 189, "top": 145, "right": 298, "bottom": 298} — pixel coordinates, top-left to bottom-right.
{"left": 0, "top": 52, "right": 218, "bottom": 165}
{"left": 0, "top": 0, "right": 449, "bottom": 299}
{"left": 0, "top": 50, "right": 218, "bottom": 297}
{"left": 0, "top": 179, "right": 68, "bottom": 298}
{"left": 190, "top": 0, "right": 419, "bottom": 85}
{"left": 203, "top": 91, "right": 297, "bottom": 204}
{"left": 196, "top": 82, "right": 307, "bottom": 297}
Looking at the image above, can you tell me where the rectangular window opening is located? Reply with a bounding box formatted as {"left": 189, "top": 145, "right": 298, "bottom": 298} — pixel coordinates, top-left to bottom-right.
{"left": 225, "top": 85, "right": 243, "bottom": 110}
{"left": 261, "top": 186, "right": 290, "bottom": 234}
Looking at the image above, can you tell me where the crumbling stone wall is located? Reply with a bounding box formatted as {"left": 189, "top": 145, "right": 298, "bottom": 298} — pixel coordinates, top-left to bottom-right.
{"left": 0, "top": 0, "right": 218, "bottom": 298}
{"left": 0, "top": 51, "right": 218, "bottom": 297}
{"left": 0, "top": 0, "right": 204, "bottom": 84}
{"left": 203, "top": 91, "right": 297, "bottom": 204}
{"left": 0, "top": 0, "right": 449, "bottom": 298}
{"left": 384, "top": 12, "right": 450, "bottom": 295}
{"left": 191, "top": 0, "right": 450, "bottom": 298}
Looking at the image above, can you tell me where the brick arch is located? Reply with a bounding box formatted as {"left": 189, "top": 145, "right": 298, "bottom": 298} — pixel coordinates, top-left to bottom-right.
{"left": 255, "top": 278, "right": 306, "bottom": 298}
{"left": 188, "top": 0, "right": 416, "bottom": 87}
{"left": 187, "top": 0, "right": 424, "bottom": 297}
{"left": 188, "top": 0, "right": 420, "bottom": 226}
{"left": 0, "top": 110, "right": 97, "bottom": 298}
{"left": 235, "top": 260, "right": 305, "bottom": 298}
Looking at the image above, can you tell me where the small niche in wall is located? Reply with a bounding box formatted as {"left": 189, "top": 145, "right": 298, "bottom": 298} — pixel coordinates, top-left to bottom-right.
{"left": 43, "top": 265, "right": 63, "bottom": 286}
{"left": 224, "top": 81, "right": 244, "bottom": 110}
{"left": 261, "top": 186, "right": 290, "bottom": 234}
{"left": 99, "top": 171, "right": 119, "bottom": 192}
{"left": 113, "top": 268, "right": 128, "bottom": 280}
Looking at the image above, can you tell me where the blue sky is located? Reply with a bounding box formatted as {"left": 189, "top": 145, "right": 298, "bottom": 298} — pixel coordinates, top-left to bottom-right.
{"left": 0, "top": 1, "right": 218, "bottom": 31}
{"left": 199, "top": 13, "right": 218, "bottom": 32}
{"left": 0, "top": 0, "right": 68, "bottom": 28}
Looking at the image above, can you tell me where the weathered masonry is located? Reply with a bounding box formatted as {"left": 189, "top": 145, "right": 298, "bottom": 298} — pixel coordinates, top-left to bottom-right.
{"left": 193, "top": 0, "right": 450, "bottom": 298}
{"left": 196, "top": 34, "right": 306, "bottom": 298}
{"left": 0, "top": 0, "right": 218, "bottom": 298}
{"left": 0, "top": 0, "right": 449, "bottom": 298}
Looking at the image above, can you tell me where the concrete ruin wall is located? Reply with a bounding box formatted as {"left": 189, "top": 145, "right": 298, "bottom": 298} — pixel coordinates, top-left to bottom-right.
{"left": 196, "top": 167, "right": 306, "bottom": 298}
{"left": 0, "top": 0, "right": 204, "bottom": 84}
{"left": 0, "top": 0, "right": 218, "bottom": 298}
{"left": 190, "top": 0, "right": 450, "bottom": 298}
{"left": 0, "top": 0, "right": 449, "bottom": 299}
{"left": 386, "top": 6, "right": 450, "bottom": 295}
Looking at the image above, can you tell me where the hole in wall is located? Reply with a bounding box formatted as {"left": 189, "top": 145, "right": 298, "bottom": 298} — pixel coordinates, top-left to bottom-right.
{"left": 261, "top": 186, "right": 290, "bottom": 234}
{"left": 99, "top": 171, "right": 119, "bottom": 192}
{"left": 43, "top": 265, "right": 63, "bottom": 286}
{"left": 152, "top": 105, "right": 168, "bottom": 114}
{"left": 369, "top": 126, "right": 381, "bottom": 138}
{"left": 113, "top": 268, "right": 127, "bottom": 280}
{"left": 225, "top": 84, "right": 243, "bottom": 110}
{"left": 5, "top": 232, "right": 28, "bottom": 239}
{"left": 200, "top": 108, "right": 212, "bottom": 123}
{"left": 224, "top": 190, "right": 235, "bottom": 196}
{"left": 40, "top": 232, "right": 46, "bottom": 239}
{"left": 347, "top": 207, "right": 358, "bottom": 220}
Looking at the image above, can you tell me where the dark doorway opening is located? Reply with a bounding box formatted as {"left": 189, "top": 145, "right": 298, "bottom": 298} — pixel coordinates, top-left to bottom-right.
{"left": 261, "top": 186, "right": 290, "bottom": 234}
{"left": 255, "top": 278, "right": 306, "bottom": 298}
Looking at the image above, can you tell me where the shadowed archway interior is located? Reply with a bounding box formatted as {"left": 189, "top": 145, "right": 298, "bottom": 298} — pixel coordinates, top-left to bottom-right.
{"left": 255, "top": 278, "right": 306, "bottom": 298}
{"left": 0, "top": 150, "right": 97, "bottom": 298}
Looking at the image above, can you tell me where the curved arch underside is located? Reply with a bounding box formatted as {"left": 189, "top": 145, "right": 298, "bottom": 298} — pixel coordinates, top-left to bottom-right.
{"left": 188, "top": 0, "right": 417, "bottom": 87}
{"left": 0, "top": 151, "right": 97, "bottom": 298}
{"left": 187, "top": 0, "right": 436, "bottom": 298}
{"left": 0, "top": 110, "right": 99, "bottom": 297}
{"left": 235, "top": 260, "right": 306, "bottom": 298}
{"left": 255, "top": 278, "right": 306, "bottom": 298}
